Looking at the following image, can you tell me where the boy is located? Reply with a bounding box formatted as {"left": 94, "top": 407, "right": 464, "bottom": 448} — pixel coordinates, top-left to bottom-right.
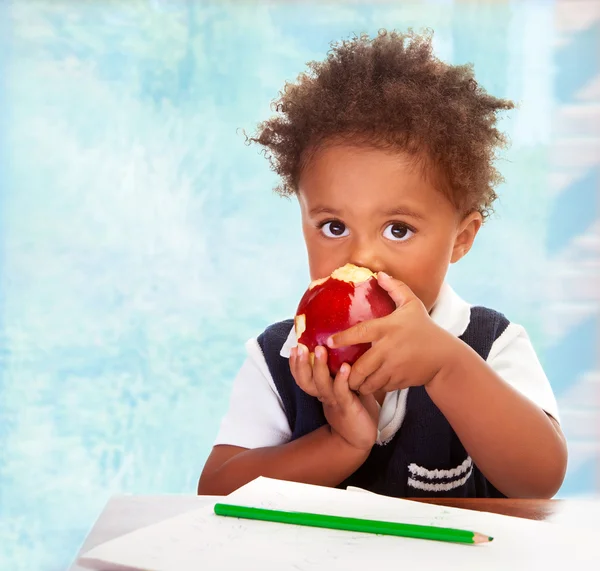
{"left": 198, "top": 30, "right": 567, "bottom": 498}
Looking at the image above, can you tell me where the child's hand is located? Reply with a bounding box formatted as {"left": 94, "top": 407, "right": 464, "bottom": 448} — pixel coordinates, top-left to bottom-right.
{"left": 327, "top": 272, "right": 452, "bottom": 395}
{"left": 290, "top": 344, "right": 379, "bottom": 451}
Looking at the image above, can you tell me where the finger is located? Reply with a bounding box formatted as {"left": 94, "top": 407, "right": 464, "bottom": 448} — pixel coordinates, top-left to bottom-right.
{"left": 381, "top": 376, "right": 407, "bottom": 393}
{"left": 327, "top": 318, "right": 382, "bottom": 350}
{"left": 376, "top": 272, "right": 416, "bottom": 308}
{"left": 312, "top": 346, "right": 336, "bottom": 405}
{"left": 290, "top": 346, "right": 310, "bottom": 393}
{"left": 332, "top": 363, "right": 353, "bottom": 409}
{"left": 359, "top": 368, "right": 391, "bottom": 396}
{"left": 291, "top": 344, "right": 319, "bottom": 398}
{"left": 347, "top": 350, "right": 383, "bottom": 391}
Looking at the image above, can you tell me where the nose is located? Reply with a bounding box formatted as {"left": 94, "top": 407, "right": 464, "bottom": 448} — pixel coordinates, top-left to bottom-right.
{"left": 349, "top": 238, "right": 384, "bottom": 273}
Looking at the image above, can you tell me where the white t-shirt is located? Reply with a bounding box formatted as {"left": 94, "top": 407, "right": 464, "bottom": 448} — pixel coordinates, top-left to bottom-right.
{"left": 214, "top": 283, "right": 559, "bottom": 449}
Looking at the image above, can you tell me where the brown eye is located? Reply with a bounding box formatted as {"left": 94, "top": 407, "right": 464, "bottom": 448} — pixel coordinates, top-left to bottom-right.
{"left": 321, "top": 221, "right": 349, "bottom": 238}
{"left": 384, "top": 223, "right": 414, "bottom": 241}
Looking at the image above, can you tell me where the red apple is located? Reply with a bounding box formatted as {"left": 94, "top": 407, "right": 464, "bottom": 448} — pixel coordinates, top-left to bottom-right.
{"left": 294, "top": 263, "right": 396, "bottom": 376}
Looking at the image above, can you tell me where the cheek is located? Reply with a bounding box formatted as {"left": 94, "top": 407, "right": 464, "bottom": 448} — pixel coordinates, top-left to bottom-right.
{"left": 303, "top": 233, "right": 342, "bottom": 280}
{"left": 389, "top": 239, "right": 454, "bottom": 309}
{"left": 308, "top": 255, "right": 345, "bottom": 281}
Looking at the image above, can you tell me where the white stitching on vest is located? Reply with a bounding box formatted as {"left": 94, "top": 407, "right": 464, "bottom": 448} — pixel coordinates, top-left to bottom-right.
{"left": 407, "top": 456, "right": 472, "bottom": 479}
{"left": 408, "top": 466, "right": 474, "bottom": 492}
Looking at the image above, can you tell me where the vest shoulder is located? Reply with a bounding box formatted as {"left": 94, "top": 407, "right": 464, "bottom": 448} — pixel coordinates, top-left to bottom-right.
{"left": 257, "top": 319, "right": 294, "bottom": 349}
{"left": 460, "top": 306, "right": 511, "bottom": 361}
{"left": 468, "top": 306, "right": 511, "bottom": 334}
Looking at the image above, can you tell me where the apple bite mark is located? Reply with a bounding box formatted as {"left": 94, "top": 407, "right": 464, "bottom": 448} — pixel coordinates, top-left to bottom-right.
{"left": 294, "top": 263, "right": 396, "bottom": 376}
{"left": 330, "top": 264, "right": 375, "bottom": 284}
{"left": 308, "top": 276, "right": 328, "bottom": 290}
{"left": 294, "top": 315, "right": 316, "bottom": 366}
{"left": 294, "top": 314, "right": 306, "bottom": 338}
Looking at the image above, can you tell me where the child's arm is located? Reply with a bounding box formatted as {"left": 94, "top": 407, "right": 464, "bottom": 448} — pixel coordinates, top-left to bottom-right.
{"left": 199, "top": 344, "right": 379, "bottom": 496}
{"left": 329, "top": 273, "right": 567, "bottom": 498}
{"left": 198, "top": 426, "right": 368, "bottom": 496}
{"left": 424, "top": 339, "right": 567, "bottom": 498}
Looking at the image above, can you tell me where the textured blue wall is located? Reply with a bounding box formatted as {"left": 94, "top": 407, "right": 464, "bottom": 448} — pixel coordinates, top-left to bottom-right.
{"left": 0, "top": 1, "right": 598, "bottom": 569}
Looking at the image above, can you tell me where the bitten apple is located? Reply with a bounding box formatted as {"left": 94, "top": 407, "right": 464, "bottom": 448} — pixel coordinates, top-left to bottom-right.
{"left": 294, "top": 263, "right": 396, "bottom": 376}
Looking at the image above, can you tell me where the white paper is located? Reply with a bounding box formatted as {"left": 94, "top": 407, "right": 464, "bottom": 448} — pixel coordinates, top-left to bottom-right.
{"left": 79, "top": 477, "right": 598, "bottom": 571}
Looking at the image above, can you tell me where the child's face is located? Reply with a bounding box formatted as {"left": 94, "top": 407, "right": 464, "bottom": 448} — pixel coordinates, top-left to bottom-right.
{"left": 297, "top": 144, "right": 482, "bottom": 312}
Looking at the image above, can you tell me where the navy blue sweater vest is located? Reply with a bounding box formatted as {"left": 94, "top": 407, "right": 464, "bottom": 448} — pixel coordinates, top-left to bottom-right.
{"left": 257, "top": 306, "right": 510, "bottom": 498}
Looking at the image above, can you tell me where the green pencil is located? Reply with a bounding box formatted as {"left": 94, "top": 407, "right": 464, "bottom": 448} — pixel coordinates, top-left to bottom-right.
{"left": 213, "top": 503, "right": 493, "bottom": 545}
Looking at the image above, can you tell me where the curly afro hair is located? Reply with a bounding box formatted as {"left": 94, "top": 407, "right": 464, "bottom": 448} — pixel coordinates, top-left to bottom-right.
{"left": 250, "top": 30, "right": 514, "bottom": 220}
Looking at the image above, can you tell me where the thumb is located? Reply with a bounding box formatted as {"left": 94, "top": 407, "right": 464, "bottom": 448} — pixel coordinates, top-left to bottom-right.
{"left": 377, "top": 272, "right": 414, "bottom": 308}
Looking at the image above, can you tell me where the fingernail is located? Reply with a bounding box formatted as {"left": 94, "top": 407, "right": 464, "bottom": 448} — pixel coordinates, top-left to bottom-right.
{"left": 297, "top": 344, "right": 305, "bottom": 357}
{"left": 326, "top": 337, "right": 335, "bottom": 348}
{"left": 378, "top": 271, "right": 390, "bottom": 279}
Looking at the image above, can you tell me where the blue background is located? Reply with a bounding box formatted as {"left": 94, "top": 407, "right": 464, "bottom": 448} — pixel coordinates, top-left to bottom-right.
{"left": 0, "top": 1, "right": 598, "bottom": 569}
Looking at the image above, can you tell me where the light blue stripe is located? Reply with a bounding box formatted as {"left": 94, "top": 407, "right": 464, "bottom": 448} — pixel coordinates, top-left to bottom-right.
{"left": 555, "top": 23, "right": 599, "bottom": 104}
{"left": 546, "top": 167, "right": 599, "bottom": 255}
{"left": 543, "top": 316, "right": 596, "bottom": 397}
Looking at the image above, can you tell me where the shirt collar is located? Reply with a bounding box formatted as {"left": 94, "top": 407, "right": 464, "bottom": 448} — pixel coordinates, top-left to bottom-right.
{"left": 429, "top": 281, "right": 472, "bottom": 337}
{"left": 280, "top": 282, "right": 471, "bottom": 358}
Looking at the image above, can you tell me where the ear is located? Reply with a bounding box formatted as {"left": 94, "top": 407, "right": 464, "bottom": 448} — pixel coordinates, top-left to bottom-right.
{"left": 451, "top": 211, "right": 482, "bottom": 263}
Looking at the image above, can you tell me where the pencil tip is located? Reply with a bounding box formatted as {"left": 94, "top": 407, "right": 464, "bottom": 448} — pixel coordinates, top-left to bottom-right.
{"left": 473, "top": 533, "right": 493, "bottom": 544}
